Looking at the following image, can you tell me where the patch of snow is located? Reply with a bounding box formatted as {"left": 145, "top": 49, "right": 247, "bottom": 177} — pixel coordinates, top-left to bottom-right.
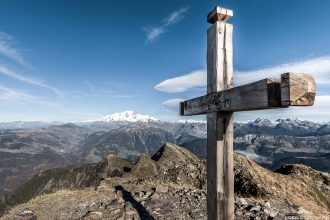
{"left": 101, "top": 110, "right": 159, "bottom": 123}
{"left": 175, "top": 119, "right": 206, "bottom": 124}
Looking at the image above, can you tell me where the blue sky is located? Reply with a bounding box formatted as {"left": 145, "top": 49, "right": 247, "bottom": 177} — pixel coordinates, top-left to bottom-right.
{"left": 0, "top": 0, "right": 330, "bottom": 122}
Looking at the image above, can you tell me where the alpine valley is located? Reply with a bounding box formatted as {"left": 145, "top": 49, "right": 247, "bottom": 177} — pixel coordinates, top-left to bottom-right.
{"left": 0, "top": 110, "right": 329, "bottom": 198}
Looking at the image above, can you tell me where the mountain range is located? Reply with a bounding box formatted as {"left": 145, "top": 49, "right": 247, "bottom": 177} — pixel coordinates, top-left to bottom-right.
{"left": 0, "top": 111, "right": 329, "bottom": 197}
{"left": 1, "top": 143, "right": 329, "bottom": 219}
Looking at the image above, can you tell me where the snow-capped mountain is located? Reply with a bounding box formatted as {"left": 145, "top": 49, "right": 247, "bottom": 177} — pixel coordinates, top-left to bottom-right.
{"left": 175, "top": 119, "right": 206, "bottom": 124}
{"left": 101, "top": 110, "right": 159, "bottom": 123}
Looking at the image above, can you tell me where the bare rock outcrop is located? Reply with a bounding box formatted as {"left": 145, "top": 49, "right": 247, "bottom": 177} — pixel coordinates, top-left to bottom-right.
{"left": 1, "top": 143, "right": 329, "bottom": 219}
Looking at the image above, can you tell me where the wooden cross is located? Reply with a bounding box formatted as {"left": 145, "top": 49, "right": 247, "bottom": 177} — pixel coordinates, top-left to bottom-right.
{"left": 179, "top": 6, "right": 316, "bottom": 220}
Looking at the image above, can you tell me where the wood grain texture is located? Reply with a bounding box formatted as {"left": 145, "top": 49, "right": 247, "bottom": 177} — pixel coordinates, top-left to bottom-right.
{"left": 180, "top": 73, "right": 316, "bottom": 115}
{"left": 181, "top": 79, "right": 280, "bottom": 115}
{"left": 181, "top": 6, "right": 316, "bottom": 220}
{"left": 207, "top": 20, "right": 234, "bottom": 220}
{"left": 281, "top": 72, "right": 316, "bottom": 106}
{"left": 222, "top": 22, "right": 234, "bottom": 220}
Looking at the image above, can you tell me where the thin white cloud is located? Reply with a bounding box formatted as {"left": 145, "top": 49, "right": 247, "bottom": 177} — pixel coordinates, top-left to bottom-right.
{"left": 0, "top": 84, "right": 102, "bottom": 122}
{"left": 0, "top": 32, "right": 29, "bottom": 67}
{"left": 0, "top": 32, "right": 104, "bottom": 121}
{"left": 163, "top": 98, "right": 185, "bottom": 111}
{"left": 155, "top": 70, "right": 205, "bottom": 93}
{"left": 0, "top": 84, "right": 38, "bottom": 103}
{"left": 0, "top": 84, "right": 61, "bottom": 109}
{"left": 0, "top": 84, "right": 66, "bottom": 110}
{"left": 143, "top": 27, "right": 165, "bottom": 43}
{"left": 155, "top": 56, "right": 330, "bottom": 93}
{"left": 144, "top": 7, "right": 189, "bottom": 43}
{"left": 0, "top": 66, "right": 63, "bottom": 96}
{"left": 234, "top": 56, "right": 330, "bottom": 86}
{"left": 0, "top": 32, "right": 62, "bottom": 96}
{"left": 163, "top": 7, "right": 189, "bottom": 26}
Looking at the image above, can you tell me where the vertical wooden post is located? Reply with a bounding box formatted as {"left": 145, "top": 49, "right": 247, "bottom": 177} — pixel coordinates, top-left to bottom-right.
{"left": 207, "top": 6, "right": 234, "bottom": 220}
{"left": 180, "top": 6, "right": 315, "bottom": 219}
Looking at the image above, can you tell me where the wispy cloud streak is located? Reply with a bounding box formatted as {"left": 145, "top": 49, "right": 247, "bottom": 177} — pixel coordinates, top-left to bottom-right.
{"left": 0, "top": 83, "right": 64, "bottom": 109}
{"left": 155, "top": 70, "right": 205, "bottom": 93}
{"left": 0, "top": 66, "right": 63, "bottom": 96}
{"left": 0, "top": 84, "right": 38, "bottom": 102}
{"left": 0, "top": 83, "right": 101, "bottom": 122}
{"left": 144, "top": 7, "right": 189, "bottom": 43}
{"left": 0, "top": 32, "right": 29, "bottom": 67}
{"left": 163, "top": 7, "right": 189, "bottom": 26}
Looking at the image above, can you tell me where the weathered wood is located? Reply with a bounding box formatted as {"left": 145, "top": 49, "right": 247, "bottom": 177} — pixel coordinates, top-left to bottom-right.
{"left": 180, "top": 73, "right": 316, "bottom": 115}
{"left": 179, "top": 5, "right": 316, "bottom": 220}
{"left": 181, "top": 79, "right": 279, "bottom": 115}
{"left": 223, "top": 19, "right": 235, "bottom": 220}
{"left": 207, "top": 6, "right": 233, "bottom": 24}
{"left": 207, "top": 12, "right": 234, "bottom": 220}
{"left": 281, "top": 72, "right": 316, "bottom": 106}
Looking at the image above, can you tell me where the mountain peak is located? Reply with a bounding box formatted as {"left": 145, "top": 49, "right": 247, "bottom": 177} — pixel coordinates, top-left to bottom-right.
{"left": 175, "top": 119, "right": 206, "bottom": 124}
{"left": 251, "top": 118, "right": 274, "bottom": 126}
{"left": 151, "top": 142, "right": 200, "bottom": 169}
{"left": 101, "top": 110, "right": 159, "bottom": 123}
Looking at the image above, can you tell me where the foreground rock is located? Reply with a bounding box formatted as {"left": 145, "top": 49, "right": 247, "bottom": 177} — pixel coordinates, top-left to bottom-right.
{"left": 2, "top": 118, "right": 330, "bottom": 197}
{"left": 1, "top": 143, "right": 329, "bottom": 219}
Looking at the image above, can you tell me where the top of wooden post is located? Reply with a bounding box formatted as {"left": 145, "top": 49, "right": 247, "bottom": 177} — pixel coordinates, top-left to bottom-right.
{"left": 207, "top": 6, "right": 233, "bottom": 24}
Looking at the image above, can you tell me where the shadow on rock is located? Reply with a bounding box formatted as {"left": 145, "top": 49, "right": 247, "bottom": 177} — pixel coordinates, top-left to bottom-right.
{"left": 115, "top": 185, "right": 155, "bottom": 220}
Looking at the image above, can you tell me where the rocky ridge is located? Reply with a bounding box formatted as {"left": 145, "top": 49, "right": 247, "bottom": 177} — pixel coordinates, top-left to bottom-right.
{"left": 1, "top": 117, "right": 330, "bottom": 197}
{"left": 1, "top": 143, "right": 329, "bottom": 219}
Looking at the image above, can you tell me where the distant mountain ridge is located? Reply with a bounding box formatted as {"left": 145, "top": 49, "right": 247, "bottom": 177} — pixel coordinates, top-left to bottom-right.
{"left": 0, "top": 111, "right": 323, "bottom": 131}
{"left": 0, "top": 111, "right": 205, "bottom": 130}
{"left": 0, "top": 111, "right": 330, "bottom": 197}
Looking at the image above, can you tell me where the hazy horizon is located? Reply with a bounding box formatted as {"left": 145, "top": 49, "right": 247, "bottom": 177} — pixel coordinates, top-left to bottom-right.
{"left": 0, "top": 110, "right": 326, "bottom": 124}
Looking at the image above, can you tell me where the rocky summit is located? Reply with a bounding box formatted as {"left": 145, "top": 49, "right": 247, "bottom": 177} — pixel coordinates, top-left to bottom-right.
{"left": 1, "top": 143, "right": 330, "bottom": 219}
{"left": 2, "top": 118, "right": 330, "bottom": 197}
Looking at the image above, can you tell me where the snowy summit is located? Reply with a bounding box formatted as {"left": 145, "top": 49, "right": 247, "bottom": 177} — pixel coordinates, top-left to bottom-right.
{"left": 102, "top": 111, "right": 159, "bottom": 123}
{"left": 175, "top": 119, "right": 206, "bottom": 124}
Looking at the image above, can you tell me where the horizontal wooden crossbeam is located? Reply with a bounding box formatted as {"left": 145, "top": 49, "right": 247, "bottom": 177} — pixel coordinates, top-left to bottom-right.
{"left": 180, "top": 73, "right": 315, "bottom": 116}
